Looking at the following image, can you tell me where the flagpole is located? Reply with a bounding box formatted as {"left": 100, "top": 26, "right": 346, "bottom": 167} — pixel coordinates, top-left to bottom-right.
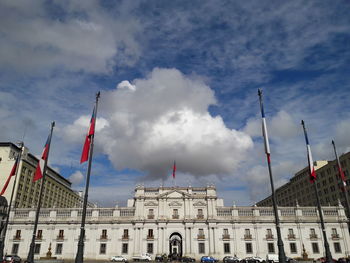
{"left": 75, "top": 91, "right": 100, "bottom": 263}
{"left": 301, "top": 120, "right": 333, "bottom": 263}
{"left": 331, "top": 140, "right": 350, "bottom": 224}
{"left": 27, "top": 122, "right": 55, "bottom": 263}
{"left": 258, "top": 89, "right": 286, "bottom": 263}
{"left": 0, "top": 142, "right": 24, "bottom": 260}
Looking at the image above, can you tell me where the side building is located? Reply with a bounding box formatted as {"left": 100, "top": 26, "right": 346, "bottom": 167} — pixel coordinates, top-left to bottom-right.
{"left": 257, "top": 152, "right": 350, "bottom": 216}
{"left": 0, "top": 142, "right": 86, "bottom": 208}
{"left": 4, "top": 185, "right": 350, "bottom": 261}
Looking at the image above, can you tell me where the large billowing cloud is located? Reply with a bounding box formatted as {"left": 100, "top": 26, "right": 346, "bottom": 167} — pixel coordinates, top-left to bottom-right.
{"left": 64, "top": 68, "right": 253, "bottom": 179}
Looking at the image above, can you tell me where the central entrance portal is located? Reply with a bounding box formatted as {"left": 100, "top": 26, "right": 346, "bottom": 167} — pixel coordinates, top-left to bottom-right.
{"left": 169, "top": 232, "right": 182, "bottom": 258}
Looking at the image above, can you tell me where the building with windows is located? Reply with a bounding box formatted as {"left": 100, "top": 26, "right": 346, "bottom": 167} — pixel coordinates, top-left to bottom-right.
{"left": 257, "top": 151, "right": 350, "bottom": 216}
{"left": 0, "top": 142, "right": 85, "bottom": 208}
{"left": 4, "top": 185, "right": 350, "bottom": 261}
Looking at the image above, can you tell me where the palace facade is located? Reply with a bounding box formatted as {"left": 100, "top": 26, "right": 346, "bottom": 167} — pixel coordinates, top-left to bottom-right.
{"left": 5, "top": 185, "right": 350, "bottom": 261}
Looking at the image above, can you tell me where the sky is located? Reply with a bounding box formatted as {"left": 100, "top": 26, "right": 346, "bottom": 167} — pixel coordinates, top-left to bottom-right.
{"left": 0, "top": 0, "right": 350, "bottom": 207}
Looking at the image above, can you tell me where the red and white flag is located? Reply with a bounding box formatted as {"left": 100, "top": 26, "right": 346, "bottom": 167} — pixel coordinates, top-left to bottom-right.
{"left": 80, "top": 107, "right": 96, "bottom": 163}
{"left": 0, "top": 156, "right": 19, "bottom": 195}
{"left": 172, "top": 161, "right": 176, "bottom": 179}
{"left": 34, "top": 135, "right": 51, "bottom": 182}
{"left": 302, "top": 121, "right": 317, "bottom": 182}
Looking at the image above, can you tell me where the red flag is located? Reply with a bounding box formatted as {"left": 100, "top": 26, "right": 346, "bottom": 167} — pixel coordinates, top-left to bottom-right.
{"left": 34, "top": 135, "right": 50, "bottom": 182}
{"left": 172, "top": 161, "right": 176, "bottom": 179}
{"left": 0, "top": 157, "right": 19, "bottom": 195}
{"left": 81, "top": 107, "right": 96, "bottom": 163}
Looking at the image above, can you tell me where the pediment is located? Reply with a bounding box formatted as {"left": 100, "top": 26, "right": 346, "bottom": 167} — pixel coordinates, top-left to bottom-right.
{"left": 193, "top": 200, "right": 207, "bottom": 207}
{"left": 145, "top": 201, "right": 158, "bottom": 206}
{"left": 168, "top": 201, "right": 182, "bottom": 207}
{"left": 158, "top": 189, "right": 191, "bottom": 199}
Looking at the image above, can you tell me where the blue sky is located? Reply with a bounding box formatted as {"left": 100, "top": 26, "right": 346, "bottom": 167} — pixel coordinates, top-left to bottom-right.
{"left": 1, "top": 0, "right": 350, "bottom": 206}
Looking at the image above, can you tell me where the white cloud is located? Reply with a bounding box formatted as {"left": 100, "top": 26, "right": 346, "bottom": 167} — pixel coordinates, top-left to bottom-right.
{"left": 244, "top": 110, "right": 299, "bottom": 139}
{"left": 64, "top": 68, "right": 253, "bottom": 179}
{"left": 69, "top": 170, "right": 84, "bottom": 185}
{"left": 0, "top": 0, "right": 142, "bottom": 74}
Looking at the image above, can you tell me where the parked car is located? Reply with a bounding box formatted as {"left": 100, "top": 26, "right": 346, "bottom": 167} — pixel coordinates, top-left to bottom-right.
{"left": 245, "top": 257, "right": 265, "bottom": 263}
{"left": 266, "top": 254, "right": 279, "bottom": 263}
{"left": 223, "top": 256, "right": 241, "bottom": 263}
{"left": 132, "top": 254, "right": 152, "bottom": 262}
{"left": 201, "top": 256, "right": 219, "bottom": 263}
{"left": 285, "top": 257, "right": 297, "bottom": 263}
{"left": 181, "top": 256, "right": 196, "bottom": 262}
{"left": 316, "top": 257, "right": 338, "bottom": 263}
{"left": 4, "top": 255, "right": 22, "bottom": 263}
{"left": 155, "top": 254, "right": 169, "bottom": 262}
{"left": 111, "top": 255, "right": 128, "bottom": 262}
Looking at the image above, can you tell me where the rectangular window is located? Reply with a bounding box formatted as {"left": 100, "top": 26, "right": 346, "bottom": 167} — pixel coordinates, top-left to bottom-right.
{"left": 173, "top": 209, "right": 179, "bottom": 218}
{"left": 11, "top": 244, "right": 19, "bottom": 254}
{"left": 102, "top": 229, "right": 107, "bottom": 239}
{"left": 100, "top": 243, "right": 106, "bottom": 254}
{"left": 224, "top": 243, "right": 230, "bottom": 254}
{"left": 268, "top": 243, "right": 275, "bottom": 253}
{"left": 15, "top": 230, "right": 21, "bottom": 239}
{"left": 312, "top": 243, "right": 319, "bottom": 253}
{"left": 223, "top": 229, "right": 229, "bottom": 235}
{"left": 55, "top": 244, "right": 63, "bottom": 255}
{"left": 198, "top": 229, "right": 204, "bottom": 236}
{"left": 246, "top": 243, "right": 253, "bottom": 254}
{"left": 198, "top": 243, "right": 205, "bottom": 254}
{"left": 123, "top": 229, "right": 129, "bottom": 238}
{"left": 34, "top": 244, "right": 41, "bottom": 254}
{"left": 148, "top": 229, "right": 154, "bottom": 238}
{"left": 334, "top": 243, "right": 341, "bottom": 253}
{"left": 37, "top": 230, "right": 42, "bottom": 239}
{"left": 290, "top": 243, "right": 297, "bottom": 254}
{"left": 58, "top": 230, "right": 64, "bottom": 238}
{"left": 332, "top": 228, "right": 337, "bottom": 235}
{"left": 147, "top": 243, "right": 153, "bottom": 254}
{"left": 122, "top": 243, "right": 128, "bottom": 254}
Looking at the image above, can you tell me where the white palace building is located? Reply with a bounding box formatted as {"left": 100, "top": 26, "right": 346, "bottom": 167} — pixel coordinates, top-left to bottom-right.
{"left": 5, "top": 185, "right": 350, "bottom": 261}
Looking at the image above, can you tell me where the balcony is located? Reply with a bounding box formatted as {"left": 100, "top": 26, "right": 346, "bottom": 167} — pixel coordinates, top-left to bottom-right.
{"left": 310, "top": 234, "right": 318, "bottom": 239}
{"left": 148, "top": 215, "right": 155, "bottom": 219}
{"left": 222, "top": 234, "right": 230, "bottom": 240}
{"left": 197, "top": 214, "right": 204, "bottom": 219}
{"left": 122, "top": 235, "right": 129, "bottom": 240}
{"left": 147, "top": 235, "right": 154, "bottom": 240}
{"left": 100, "top": 235, "right": 108, "bottom": 240}
{"left": 244, "top": 234, "right": 252, "bottom": 240}
{"left": 172, "top": 215, "right": 179, "bottom": 219}
{"left": 35, "top": 236, "right": 42, "bottom": 240}
{"left": 13, "top": 236, "right": 21, "bottom": 240}
{"left": 331, "top": 234, "right": 339, "bottom": 239}
{"left": 197, "top": 234, "right": 205, "bottom": 240}
{"left": 266, "top": 234, "right": 274, "bottom": 240}
{"left": 56, "top": 235, "right": 64, "bottom": 240}
{"left": 288, "top": 234, "right": 296, "bottom": 240}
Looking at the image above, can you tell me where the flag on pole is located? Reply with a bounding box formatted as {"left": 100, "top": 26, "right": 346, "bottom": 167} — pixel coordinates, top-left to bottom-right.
{"left": 172, "top": 161, "right": 176, "bottom": 179}
{"left": 258, "top": 89, "right": 271, "bottom": 163}
{"left": 80, "top": 107, "right": 96, "bottom": 163}
{"left": 34, "top": 135, "right": 51, "bottom": 182}
{"left": 301, "top": 121, "right": 317, "bottom": 183}
{"left": 0, "top": 156, "right": 19, "bottom": 195}
{"left": 332, "top": 140, "right": 347, "bottom": 187}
